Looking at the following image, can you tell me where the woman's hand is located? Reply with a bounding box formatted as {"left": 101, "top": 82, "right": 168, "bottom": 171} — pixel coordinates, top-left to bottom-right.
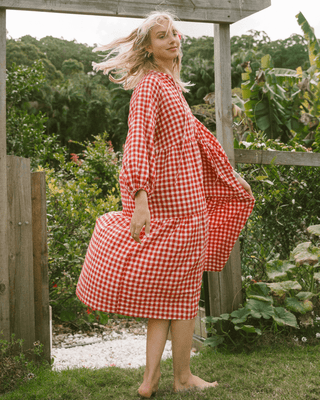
{"left": 130, "top": 190, "right": 150, "bottom": 244}
{"left": 234, "top": 172, "right": 254, "bottom": 198}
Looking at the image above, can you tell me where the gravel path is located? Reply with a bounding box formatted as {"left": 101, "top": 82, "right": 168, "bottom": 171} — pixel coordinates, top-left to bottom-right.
{"left": 52, "top": 331, "right": 173, "bottom": 371}
{"left": 51, "top": 319, "right": 198, "bottom": 371}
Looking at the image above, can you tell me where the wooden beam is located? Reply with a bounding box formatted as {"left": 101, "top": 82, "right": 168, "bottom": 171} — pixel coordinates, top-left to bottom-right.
{"left": 32, "top": 171, "right": 50, "bottom": 363}
{"left": 0, "top": 8, "right": 10, "bottom": 342}
{"left": 235, "top": 149, "right": 320, "bottom": 167}
{"left": 207, "top": 240, "right": 242, "bottom": 316}
{"left": 214, "top": 23, "right": 234, "bottom": 165}
{"left": 0, "top": 0, "right": 271, "bottom": 23}
{"left": 7, "top": 156, "right": 36, "bottom": 352}
{"left": 208, "top": 23, "right": 242, "bottom": 317}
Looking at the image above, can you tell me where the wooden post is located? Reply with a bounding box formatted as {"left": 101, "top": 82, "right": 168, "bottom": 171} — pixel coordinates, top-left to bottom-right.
{"left": 7, "top": 156, "right": 36, "bottom": 351}
{"left": 32, "top": 171, "right": 50, "bottom": 363}
{"left": 214, "top": 23, "right": 234, "bottom": 165}
{"left": 0, "top": 7, "right": 10, "bottom": 341}
{"left": 208, "top": 23, "right": 242, "bottom": 316}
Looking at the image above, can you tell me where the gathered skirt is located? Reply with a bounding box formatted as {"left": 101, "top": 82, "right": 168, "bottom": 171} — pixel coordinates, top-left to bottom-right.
{"left": 76, "top": 209, "right": 208, "bottom": 320}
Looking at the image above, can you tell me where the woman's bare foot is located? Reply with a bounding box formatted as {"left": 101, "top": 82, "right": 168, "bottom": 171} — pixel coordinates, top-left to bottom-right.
{"left": 173, "top": 374, "right": 218, "bottom": 393}
{"left": 138, "top": 372, "right": 161, "bottom": 398}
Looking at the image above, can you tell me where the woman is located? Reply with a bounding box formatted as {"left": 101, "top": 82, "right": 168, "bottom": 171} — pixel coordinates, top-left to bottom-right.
{"left": 76, "top": 12, "right": 254, "bottom": 397}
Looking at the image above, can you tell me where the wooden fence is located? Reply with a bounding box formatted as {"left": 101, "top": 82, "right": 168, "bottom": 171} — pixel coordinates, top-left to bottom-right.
{"left": 4, "top": 156, "right": 50, "bottom": 362}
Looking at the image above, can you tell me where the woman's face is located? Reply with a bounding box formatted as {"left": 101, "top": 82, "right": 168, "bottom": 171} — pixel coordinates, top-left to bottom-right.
{"left": 146, "top": 19, "right": 180, "bottom": 65}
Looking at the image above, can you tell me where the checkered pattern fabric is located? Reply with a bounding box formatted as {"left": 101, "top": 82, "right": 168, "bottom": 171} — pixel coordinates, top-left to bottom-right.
{"left": 76, "top": 71, "right": 254, "bottom": 320}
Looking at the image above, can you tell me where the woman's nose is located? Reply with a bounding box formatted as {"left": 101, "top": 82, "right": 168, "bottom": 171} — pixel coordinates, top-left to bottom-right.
{"left": 168, "top": 32, "right": 176, "bottom": 42}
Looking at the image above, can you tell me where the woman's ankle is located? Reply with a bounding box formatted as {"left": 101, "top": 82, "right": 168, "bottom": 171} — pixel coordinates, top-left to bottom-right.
{"left": 138, "top": 371, "right": 161, "bottom": 398}
{"left": 174, "top": 370, "right": 192, "bottom": 386}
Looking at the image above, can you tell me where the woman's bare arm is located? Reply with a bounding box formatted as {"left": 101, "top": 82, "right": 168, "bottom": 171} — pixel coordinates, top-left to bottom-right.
{"left": 233, "top": 170, "right": 253, "bottom": 197}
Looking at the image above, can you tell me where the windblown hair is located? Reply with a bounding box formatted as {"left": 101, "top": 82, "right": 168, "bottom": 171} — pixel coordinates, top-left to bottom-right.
{"left": 92, "top": 12, "right": 189, "bottom": 92}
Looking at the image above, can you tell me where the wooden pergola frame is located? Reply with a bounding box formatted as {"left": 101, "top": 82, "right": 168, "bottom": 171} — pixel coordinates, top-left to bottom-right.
{"left": 0, "top": 1, "right": 272, "bottom": 345}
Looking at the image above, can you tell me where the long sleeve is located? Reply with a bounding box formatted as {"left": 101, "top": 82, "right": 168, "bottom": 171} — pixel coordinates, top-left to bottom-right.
{"left": 193, "top": 117, "right": 251, "bottom": 199}
{"left": 120, "top": 75, "right": 161, "bottom": 199}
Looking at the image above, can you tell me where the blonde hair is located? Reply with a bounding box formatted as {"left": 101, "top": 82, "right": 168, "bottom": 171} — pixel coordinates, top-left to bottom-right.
{"left": 92, "top": 12, "right": 189, "bottom": 92}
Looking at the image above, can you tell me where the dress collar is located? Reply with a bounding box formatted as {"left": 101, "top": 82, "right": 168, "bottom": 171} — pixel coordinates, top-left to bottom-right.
{"left": 148, "top": 69, "right": 175, "bottom": 82}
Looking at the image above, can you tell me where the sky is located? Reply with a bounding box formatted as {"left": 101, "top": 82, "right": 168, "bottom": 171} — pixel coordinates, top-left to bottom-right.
{"left": 5, "top": 0, "right": 320, "bottom": 47}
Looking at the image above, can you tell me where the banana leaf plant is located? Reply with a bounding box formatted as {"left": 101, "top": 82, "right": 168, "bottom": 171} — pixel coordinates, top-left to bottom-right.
{"left": 239, "top": 54, "right": 308, "bottom": 142}
{"left": 296, "top": 12, "right": 320, "bottom": 151}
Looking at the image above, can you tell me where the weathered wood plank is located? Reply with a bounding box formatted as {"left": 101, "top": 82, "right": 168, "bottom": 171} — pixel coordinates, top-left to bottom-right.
{"left": 7, "top": 156, "right": 35, "bottom": 351}
{"left": 194, "top": 307, "right": 207, "bottom": 339}
{"left": 214, "top": 23, "right": 234, "bottom": 165}
{"left": 207, "top": 241, "right": 242, "bottom": 316}
{"left": 0, "top": 8, "right": 10, "bottom": 341}
{"left": 0, "top": 0, "right": 271, "bottom": 23}
{"left": 235, "top": 149, "right": 320, "bottom": 167}
{"left": 206, "top": 24, "right": 243, "bottom": 319}
{"left": 219, "top": 240, "right": 242, "bottom": 313}
{"left": 32, "top": 171, "right": 50, "bottom": 363}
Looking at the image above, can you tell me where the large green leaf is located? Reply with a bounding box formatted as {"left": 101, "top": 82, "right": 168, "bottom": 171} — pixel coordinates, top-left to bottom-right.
{"left": 256, "top": 114, "right": 271, "bottom": 131}
{"left": 271, "top": 68, "right": 299, "bottom": 78}
{"left": 231, "top": 307, "right": 251, "bottom": 324}
{"left": 234, "top": 325, "right": 262, "bottom": 335}
{"left": 295, "top": 291, "right": 315, "bottom": 301}
{"left": 291, "top": 241, "right": 320, "bottom": 266}
{"left": 204, "top": 313, "right": 230, "bottom": 324}
{"left": 284, "top": 298, "right": 313, "bottom": 315}
{"left": 307, "top": 225, "right": 320, "bottom": 237}
{"left": 266, "top": 259, "right": 296, "bottom": 281}
{"left": 246, "top": 282, "right": 273, "bottom": 303}
{"left": 242, "top": 88, "right": 252, "bottom": 100}
{"left": 247, "top": 299, "right": 274, "bottom": 319}
{"left": 266, "top": 281, "right": 302, "bottom": 297}
{"left": 204, "top": 336, "right": 225, "bottom": 348}
{"left": 296, "top": 12, "right": 320, "bottom": 68}
{"left": 261, "top": 54, "right": 272, "bottom": 69}
{"left": 291, "top": 242, "right": 311, "bottom": 257}
{"left": 272, "top": 307, "right": 298, "bottom": 328}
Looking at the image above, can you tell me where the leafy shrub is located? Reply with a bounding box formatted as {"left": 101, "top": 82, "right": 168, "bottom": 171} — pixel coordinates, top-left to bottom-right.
{"left": 46, "top": 134, "right": 121, "bottom": 328}
{"left": 6, "top": 61, "right": 64, "bottom": 169}
{"left": 205, "top": 225, "right": 320, "bottom": 349}
{"left": 204, "top": 282, "right": 298, "bottom": 349}
{"left": 181, "top": 57, "right": 215, "bottom": 106}
{"left": 69, "top": 132, "right": 121, "bottom": 198}
{"left": 238, "top": 134, "right": 320, "bottom": 278}
{"left": 0, "top": 333, "right": 44, "bottom": 395}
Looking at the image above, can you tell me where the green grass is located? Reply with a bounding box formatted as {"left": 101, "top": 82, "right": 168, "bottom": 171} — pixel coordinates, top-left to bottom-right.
{"left": 2, "top": 342, "right": 320, "bottom": 400}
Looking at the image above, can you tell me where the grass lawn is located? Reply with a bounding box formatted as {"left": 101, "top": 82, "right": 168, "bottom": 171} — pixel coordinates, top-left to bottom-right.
{"left": 2, "top": 342, "right": 320, "bottom": 400}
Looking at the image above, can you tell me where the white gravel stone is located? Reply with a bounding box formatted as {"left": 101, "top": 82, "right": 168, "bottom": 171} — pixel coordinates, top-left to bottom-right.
{"left": 51, "top": 332, "right": 174, "bottom": 371}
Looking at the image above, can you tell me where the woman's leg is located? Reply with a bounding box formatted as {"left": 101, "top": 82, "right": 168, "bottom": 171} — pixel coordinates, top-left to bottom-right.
{"left": 171, "top": 318, "right": 218, "bottom": 392}
{"left": 138, "top": 318, "right": 170, "bottom": 398}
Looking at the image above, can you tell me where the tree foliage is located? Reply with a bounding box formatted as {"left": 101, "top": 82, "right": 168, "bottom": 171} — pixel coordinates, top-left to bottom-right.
{"left": 4, "top": 27, "right": 317, "bottom": 152}
{"left": 8, "top": 35, "right": 100, "bottom": 74}
{"left": 6, "top": 61, "right": 63, "bottom": 168}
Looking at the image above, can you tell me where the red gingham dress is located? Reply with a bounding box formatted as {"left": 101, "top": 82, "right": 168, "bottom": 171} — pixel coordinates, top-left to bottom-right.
{"left": 76, "top": 71, "right": 254, "bottom": 320}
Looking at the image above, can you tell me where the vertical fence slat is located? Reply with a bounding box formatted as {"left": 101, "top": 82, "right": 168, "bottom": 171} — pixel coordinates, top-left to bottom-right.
{"left": 214, "top": 23, "right": 234, "bottom": 165}
{"left": 32, "top": 171, "right": 50, "bottom": 362}
{"left": 7, "top": 156, "right": 35, "bottom": 351}
{"left": 0, "top": 8, "right": 10, "bottom": 341}
{"left": 208, "top": 23, "right": 242, "bottom": 316}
